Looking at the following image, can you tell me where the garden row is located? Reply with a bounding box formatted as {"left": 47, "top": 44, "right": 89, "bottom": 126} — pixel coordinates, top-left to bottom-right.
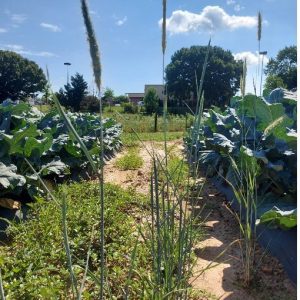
{"left": 0, "top": 101, "right": 122, "bottom": 201}
{"left": 186, "top": 88, "right": 297, "bottom": 230}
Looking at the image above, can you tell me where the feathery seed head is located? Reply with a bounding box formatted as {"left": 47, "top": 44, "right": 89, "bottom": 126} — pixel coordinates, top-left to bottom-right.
{"left": 162, "top": 0, "right": 167, "bottom": 54}
{"left": 257, "top": 12, "right": 262, "bottom": 41}
{"left": 81, "top": 0, "right": 101, "bottom": 93}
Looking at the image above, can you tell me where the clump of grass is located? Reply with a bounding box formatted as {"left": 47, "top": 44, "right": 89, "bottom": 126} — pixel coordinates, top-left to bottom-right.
{"left": 115, "top": 149, "right": 143, "bottom": 170}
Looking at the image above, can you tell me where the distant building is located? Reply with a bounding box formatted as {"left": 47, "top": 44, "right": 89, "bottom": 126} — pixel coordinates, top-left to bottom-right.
{"left": 127, "top": 84, "right": 165, "bottom": 104}
{"left": 144, "top": 84, "right": 165, "bottom": 100}
{"left": 126, "top": 93, "right": 144, "bottom": 104}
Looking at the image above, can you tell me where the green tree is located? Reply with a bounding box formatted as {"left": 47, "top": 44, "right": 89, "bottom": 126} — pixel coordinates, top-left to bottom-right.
{"left": 165, "top": 45, "right": 243, "bottom": 109}
{"left": 0, "top": 50, "right": 47, "bottom": 102}
{"left": 144, "top": 88, "right": 159, "bottom": 114}
{"left": 103, "top": 88, "right": 114, "bottom": 104}
{"left": 264, "top": 75, "right": 287, "bottom": 91}
{"left": 265, "top": 46, "right": 297, "bottom": 90}
{"left": 115, "top": 95, "right": 129, "bottom": 104}
{"left": 80, "top": 95, "right": 99, "bottom": 112}
{"left": 62, "top": 73, "right": 88, "bottom": 111}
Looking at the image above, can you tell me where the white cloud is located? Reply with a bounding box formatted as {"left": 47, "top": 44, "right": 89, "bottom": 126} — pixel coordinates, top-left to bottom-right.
{"left": 159, "top": 6, "right": 258, "bottom": 34}
{"left": 4, "top": 44, "right": 23, "bottom": 51}
{"left": 234, "top": 4, "right": 244, "bottom": 12}
{"left": 0, "top": 28, "right": 8, "bottom": 33}
{"left": 116, "top": 16, "right": 127, "bottom": 26}
{"left": 233, "top": 51, "right": 269, "bottom": 65}
{"left": 11, "top": 14, "right": 27, "bottom": 24}
{"left": 226, "top": 0, "right": 236, "bottom": 5}
{"left": 40, "top": 22, "right": 61, "bottom": 32}
{"left": 1, "top": 44, "right": 56, "bottom": 57}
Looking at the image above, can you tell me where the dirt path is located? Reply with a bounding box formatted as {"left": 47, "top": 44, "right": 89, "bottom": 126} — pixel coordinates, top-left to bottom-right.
{"left": 104, "top": 140, "right": 183, "bottom": 194}
{"left": 190, "top": 180, "right": 296, "bottom": 299}
{"left": 104, "top": 141, "right": 296, "bottom": 300}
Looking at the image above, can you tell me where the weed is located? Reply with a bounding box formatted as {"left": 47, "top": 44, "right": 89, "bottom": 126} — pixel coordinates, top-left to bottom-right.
{"left": 0, "top": 183, "right": 151, "bottom": 299}
{"left": 115, "top": 149, "right": 143, "bottom": 170}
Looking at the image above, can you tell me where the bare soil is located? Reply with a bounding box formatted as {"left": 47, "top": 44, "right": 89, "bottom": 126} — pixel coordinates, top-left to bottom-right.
{"left": 104, "top": 140, "right": 183, "bottom": 194}
{"left": 190, "top": 181, "right": 296, "bottom": 299}
{"left": 103, "top": 141, "right": 297, "bottom": 300}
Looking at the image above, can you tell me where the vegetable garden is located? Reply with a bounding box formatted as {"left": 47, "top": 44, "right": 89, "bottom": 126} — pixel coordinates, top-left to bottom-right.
{"left": 0, "top": 0, "right": 297, "bottom": 299}
{"left": 0, "top": 102, "right": 122, "bottom": 200}
{"left": 187, "top": 89, "right": 297, "bottom": 230}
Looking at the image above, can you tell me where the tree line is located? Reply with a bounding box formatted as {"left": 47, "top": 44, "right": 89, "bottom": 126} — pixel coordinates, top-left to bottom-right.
{"left": 0, "top": 45, "right": 297, "bottom": 113}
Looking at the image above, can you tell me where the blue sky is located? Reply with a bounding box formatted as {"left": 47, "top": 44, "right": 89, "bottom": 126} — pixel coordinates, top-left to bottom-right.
{"left": 0, "top": 0, "right": 297, "bottom": 96}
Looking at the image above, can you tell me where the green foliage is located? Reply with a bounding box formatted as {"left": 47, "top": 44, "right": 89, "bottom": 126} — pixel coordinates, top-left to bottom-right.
{"left": 115, "top": 149, "right": 143, "bottom": 170}
{"left": 62, "top": 73, "right": 88, "bottom": 112}
{"left": 259, "top": 207, "right": 297, "bottom": 230}
{"left": 165, "top": 45, "right": 243, "bottom": 109}
{"left": 104, "top": 113, "right": 192, "bottom": 133}
{"left": 160, "top": 154, "right": 189, "bottom": 188}
{"left": 264, "top": 74, "right": 287, "bottom": 90}
{"left": 0, "top": 182, "right": 151, "bottom": 299}
{"left": 115, "top": 95, "right": 129, "bottom": 104}
{"left": 144, "top": 88, "right": 159, "bottom": 114}
{"left": 0, "top": 50, "right": 47, "bottom": 102}
{"left": 265, "top": 46, "right": 297, "bottom": 90}
{"left": 0, "top": 102, "right": 122, "bottom": 199}
{"left": 121, "top": 132, "right": 184, "bottom": 147}
{"left": 80, "top": 95, "right": 99, "bottom": 112}
{"left": 102, "top": 87, "right": 114, "bottom": 105}
{"left": 186, "top": 90, "right": 297, "bottom": 228}
{"left": 122, "top": 102, "right": 138, "bottom": 114}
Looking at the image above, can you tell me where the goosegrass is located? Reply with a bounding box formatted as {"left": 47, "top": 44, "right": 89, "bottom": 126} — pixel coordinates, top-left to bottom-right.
{"left": 0, "top": 182, "right": 151, "bottom": 299}
{"left": 115, "top": 149, "right": 143, "bottom": 170}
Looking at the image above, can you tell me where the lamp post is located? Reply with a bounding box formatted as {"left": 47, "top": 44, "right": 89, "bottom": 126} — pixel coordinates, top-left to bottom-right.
{"left": 64, "top": 62, "right": 71, "bottom": 85}
{"left": 259, "top": 51, "right": 267, "bottom": 96}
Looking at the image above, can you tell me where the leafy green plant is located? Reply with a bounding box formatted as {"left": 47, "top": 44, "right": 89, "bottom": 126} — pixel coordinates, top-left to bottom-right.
{"left": 0, "top": 102, "right": 122, "bottom": 199}
{"left": 259, "top": 206, "right": 296, "bottom": 230}
{"left": 115, "top": 149, "right": 143, "bottom": 170}
{"left": 122, "top": 102, "right": 138, "bottom": 114}
{"left": 0, "top": 182, "right": 151, "bottom": 299}
{"left": 186, "top": 91, "right": 297, "bottom": 224}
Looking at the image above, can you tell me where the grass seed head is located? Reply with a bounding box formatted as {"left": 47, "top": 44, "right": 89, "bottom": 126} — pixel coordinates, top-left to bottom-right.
{"left": 257, "top": 11, "right": 262, "bottom": 42}
{"left": 81, "top": 0, "right": 101, "bottom": 93}
{"left": 162, "top": 0, "right": 167, "bottom": 54}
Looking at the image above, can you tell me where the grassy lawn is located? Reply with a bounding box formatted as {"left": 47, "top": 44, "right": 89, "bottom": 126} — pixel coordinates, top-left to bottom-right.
{"left": 121, "top": 131, "right": 184, "bottom": 146}
{"left": 104, "top": 112, "right": 193, "bottom": 133}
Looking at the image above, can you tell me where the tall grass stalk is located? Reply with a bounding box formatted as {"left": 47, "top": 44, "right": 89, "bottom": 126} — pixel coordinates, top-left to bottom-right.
{"left": 80, "top": 1, "right": 105, "bottom": 298}
{"left": 0, "top": 270, "right": 5, "bottom": 300}
{"left": 257, "top": 11, "right": 263, "bottom": 97}
{"left": 225, "top": 59, "right": 258, "bottom": 287}
{"left": 162, "top": 0, "right": 169, "bottom": 173}
{"left": 189, "top": 39, "right": 211, "bottom": 176}
{"left": 62, "top": 193, "right": 79, "bottom": 298}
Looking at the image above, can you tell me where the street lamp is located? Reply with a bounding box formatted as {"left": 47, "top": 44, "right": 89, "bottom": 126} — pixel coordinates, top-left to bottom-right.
{"left": 259, "top": 51, "right": 267, "bottom": 96}
{"left": 64, "top": 62, "right": 71, "bottom": 85}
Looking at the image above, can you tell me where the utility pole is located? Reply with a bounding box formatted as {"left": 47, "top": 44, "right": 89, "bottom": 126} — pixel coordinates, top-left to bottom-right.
{"left": 64, "top": 62, "right": 71, "bottom": 85}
